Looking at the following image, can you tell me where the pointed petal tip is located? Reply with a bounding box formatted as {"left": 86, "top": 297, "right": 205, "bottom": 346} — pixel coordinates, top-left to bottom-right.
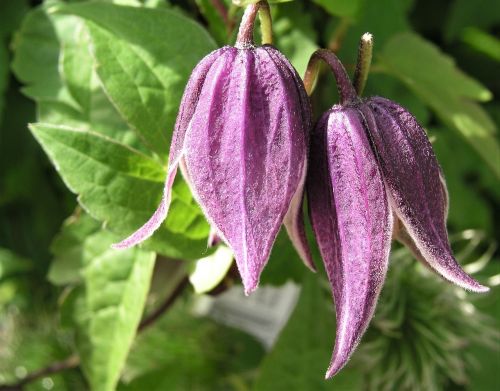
{"left": 242, "top": 271, "right": 261, "bottom": 296}
{"left": 325, "top": 359, "right": 345, "bottom": 380}
{"left": 457, "top": 278, "right": 489, "bottom": 293}
{"left": 243, "top": 283, "right": 258, "bottom": 297}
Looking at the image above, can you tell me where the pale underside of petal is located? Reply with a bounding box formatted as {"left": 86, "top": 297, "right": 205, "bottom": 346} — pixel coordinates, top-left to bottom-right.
{"left": 365, "top": 97, "right": 487, "bottom": 292}
{"left": 308, "top": 107, "right": 392, "bottom": 378}
{"left": 184, "top": 47, "right": 307, "bottom": 295}
{"left": 283, "top": 157, "right": 316, "bottom": 271}
{"left": 112, "top": 49, "right": 224, "bottom": 249}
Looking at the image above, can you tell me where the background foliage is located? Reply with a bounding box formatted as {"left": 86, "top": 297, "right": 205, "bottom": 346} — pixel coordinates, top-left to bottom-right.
{"left": 0, "top": 0, "right": 498, "bottom": 390}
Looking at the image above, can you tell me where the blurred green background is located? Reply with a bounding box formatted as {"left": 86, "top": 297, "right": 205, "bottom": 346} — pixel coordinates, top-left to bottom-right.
{"left": 0, "top": 0, "right": 498, "bottom": 390}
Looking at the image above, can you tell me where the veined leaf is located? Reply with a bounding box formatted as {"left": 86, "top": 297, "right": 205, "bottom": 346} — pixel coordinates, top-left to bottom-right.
{"left": 379, "top": 32, "right": 500, "bottom": 177}
{"left": 69, "top": 230, "right": 155, "bottom": 391}
{"left": 52, "top": 2, "right": 217, "bottom": 158}
{"left": 49, "top": 212, "right": 102, "bottom": 286}
{"left": 30, "top": 123, "right": 210, "bottom": 259}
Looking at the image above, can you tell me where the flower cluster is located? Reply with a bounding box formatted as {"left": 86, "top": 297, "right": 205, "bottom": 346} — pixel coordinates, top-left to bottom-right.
{"left": 112, "top": 1, "right": 487, "bottom": 379}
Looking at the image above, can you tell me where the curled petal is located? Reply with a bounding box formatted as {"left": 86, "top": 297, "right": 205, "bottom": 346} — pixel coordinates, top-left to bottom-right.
{"left": 365, "top": 97, "right": 487, "bottom": 292}
{"left": 283, "top": 159, "right": 316, "bottom": 272}
{"left": 112, "top": 49, "right": 223, "bottom": 249}
{"left": 184, "top": 47, "right": 308, "bottom": 294}
{"left": 308, "top": 107, "right": 392, "bottom": 378}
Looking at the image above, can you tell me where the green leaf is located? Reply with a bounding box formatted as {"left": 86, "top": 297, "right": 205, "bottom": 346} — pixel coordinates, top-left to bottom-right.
{"left": 12, "top": 6, "right": 147, "bottom": 153}
{"left": 49, "top": 212, "right": 102, "bottom": 286}
{"left": 379, "top": 32, "right": 500, "bottom": 177}
{"left": 11, "top": 8, "right": 77, "bottom": 103}
{"left": 30, "top": 123, "right": 210, "bottom": 259}
{"left": 69, "top": 230, "right": 155, "bottom": 391}
{"left": 461, "top": 27, "right": 500, "bottom": 62}
{"left": 312, "top": 0, "right": 364, "bottom": 19}
{"left": 0, "top": 247, "right": 32, "bottom": 281}
{"left": 253, "top": 275, "right": 363, "bottom": 390}
{"left": 272, "top": 1, "right": 319, "bottom": 76}
{"left": 52, "top": 2, "right": 217, "bottom": 158}
{"left": 444, "top": 0, "right": 500, "bottom": 41}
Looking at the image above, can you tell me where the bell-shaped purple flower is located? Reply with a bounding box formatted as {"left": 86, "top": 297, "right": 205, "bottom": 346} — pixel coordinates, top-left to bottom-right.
{"left": 112, "top": 3, "right": 314, "bottom": 294}
{"left": 304, "top": 49, "right": 488, "bottom": 379}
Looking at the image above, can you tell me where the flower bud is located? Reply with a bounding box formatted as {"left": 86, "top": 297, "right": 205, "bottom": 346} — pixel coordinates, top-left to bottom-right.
{"left": 113, "top": 3, "right": 314, "bottom": 295}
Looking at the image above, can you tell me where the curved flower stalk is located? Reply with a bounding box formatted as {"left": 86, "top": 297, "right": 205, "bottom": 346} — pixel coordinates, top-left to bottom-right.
{"left": 304, "top": 40, "right": 488, "bottom": 379}
{"left": 112, "top": 1, "right": 314, "bottom": 295}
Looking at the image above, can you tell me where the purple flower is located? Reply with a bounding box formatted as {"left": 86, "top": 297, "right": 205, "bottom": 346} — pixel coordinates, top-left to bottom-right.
{"left": 304, "top": 49, "right": 488, "bottom": 378}
{"left": 112, "top": 5, "right": 314, "bottom": 295}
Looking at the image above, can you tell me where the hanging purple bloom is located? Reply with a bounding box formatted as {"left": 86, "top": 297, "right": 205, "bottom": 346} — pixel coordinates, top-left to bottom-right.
{"left": 304, "top": 49, "right": 488, "bottom": 379}
{"left": 112, "top": 2, "right": 314, "bottom": 294}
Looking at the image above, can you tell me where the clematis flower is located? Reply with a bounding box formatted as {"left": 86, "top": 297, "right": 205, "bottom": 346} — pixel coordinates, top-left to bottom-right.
{"left": 304, "top": 49, "right": 488, "bottom": 379}
{"left": 112, "top": 2, "right": 314, "bottom": 294}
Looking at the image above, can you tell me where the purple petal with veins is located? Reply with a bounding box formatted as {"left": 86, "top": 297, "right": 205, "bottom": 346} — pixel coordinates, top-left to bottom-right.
{"left": 112, "top": 49, "right": 223, "bottom": 250}
{"left": 308, "top": 106, "right": 392, "bottom": 378}
{"left": 184, "top": 46, "right": 309, "bottom": 294}
{"left": 364, "top": 97, "right": 487, "bottom": 292}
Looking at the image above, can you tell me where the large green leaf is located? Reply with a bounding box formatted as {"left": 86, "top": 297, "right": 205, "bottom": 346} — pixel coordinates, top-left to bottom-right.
{"left": 253, "top": 275, "right": 363, "bottom": 390}
{"left": 11, "top": 8, "right": 76, "bottom": 103}
{"left": 30, "top": 123, "right": 210, "bottom": 259}
{"left": 53, "top": 2, "right": 217, "bottom": 158}
{"left": 12, "top": 6, "right": 144, "bottom": 150}
{"left": 49, "top": 212, "right": 102, "bottom": 286}
{"left": 379, "top": 32, "right": 500, "bottom": 177}
{"left": 69, "top": 230, "right": 155, "bottom": 391}
{"left": 444, "top": 0, "right": 500, "bottom": 41}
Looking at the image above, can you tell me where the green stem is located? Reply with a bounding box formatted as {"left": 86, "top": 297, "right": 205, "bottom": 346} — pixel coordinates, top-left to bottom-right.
{"left": 236, "top": 1, "right": 273, "bottom": 48}
{"left": 303, "top": 49, "right": 357, "bottom": 104}
{"left": 353, "top": 33, "right": 374, "bottom": 96}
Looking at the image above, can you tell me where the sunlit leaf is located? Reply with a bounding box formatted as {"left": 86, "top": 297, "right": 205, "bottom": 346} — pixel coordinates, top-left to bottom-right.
{"left": 30, "top": 123, "right": 210, "bottom": 259}
{"left": 69, "top": 230, "right": 155, "bottom": 391}
{"left": 52, "top": 2, "right": 217, "bottom": 158}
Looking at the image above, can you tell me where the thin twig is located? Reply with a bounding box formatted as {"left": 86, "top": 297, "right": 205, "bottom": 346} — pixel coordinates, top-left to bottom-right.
{"left": 0, "top": 356, "right": 80, "bottom": 391}
{"left": 0, "top": 277, "right": 190, "bottom": 390}
{"left": 138, "top": 276, "right": 189, "bottom": 332}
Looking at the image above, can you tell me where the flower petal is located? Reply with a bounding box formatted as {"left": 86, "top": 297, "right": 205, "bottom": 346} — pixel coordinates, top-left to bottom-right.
{"left": 365, "top": 97, "right": 487, "bottom": 292}
{"left": 112, "top": 48, "right": 223, "bottom": 249}
{"left": 265, "top": 47, "right": 315, "bottom": 272}
{"left": 184, "top": 47, "right": 308, "bottom": 294}
{"left": 308, "top": 106, "right": 392, "bottom": 378}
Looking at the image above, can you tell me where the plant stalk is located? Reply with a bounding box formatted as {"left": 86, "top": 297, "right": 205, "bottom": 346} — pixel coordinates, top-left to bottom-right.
{"left": 303, "top": 49, "right": 357, "bottom": 104}
{"left": 353, "top": 33, "right": 374, "bottom": 96}
{"left": 236, "top": 1, "right": 273, "bottom": 48}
